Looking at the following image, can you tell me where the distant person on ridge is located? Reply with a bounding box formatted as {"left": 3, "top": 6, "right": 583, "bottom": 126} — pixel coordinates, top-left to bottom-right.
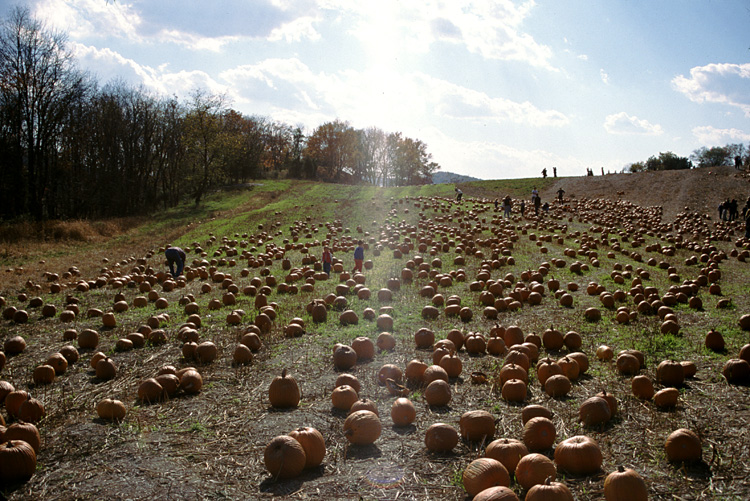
{"left": 322, "top": 246, "right": 333, "bottom": 276}
{"left": 352, "top": 241, "right": 365, "bottom": 274}
{"left": 542, "top": 168, "right": 547, "bottom": 178}
{"left": 735, "top": 155, "right": 743, "bottom": 170}
{"left": 165, "top": 246, "right": 186, "bottom": 279}
{"left": 553, "top": 166, "right": 557, "bottom": 178}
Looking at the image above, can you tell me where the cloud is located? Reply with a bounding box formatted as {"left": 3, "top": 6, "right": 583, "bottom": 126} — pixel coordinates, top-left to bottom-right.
{"left": 604, "top": 112, "right": 663, "bottom": 135}
{"left": 692, "top": 125, "right": 750, "bottom": 146}
{"left": 72, "top": 43, "right": 229, "bottom": 97}
{"left": 600, "top": 69, "right": 609, "bottom": 84}
{"left": 672, "top": 63, "right": 750, "bottom": 117}
{"left": 220, "top": 58, "right": 569, "bottom": 129}
{"left": 327, "top": 0, "right": 554, "bottom": 69}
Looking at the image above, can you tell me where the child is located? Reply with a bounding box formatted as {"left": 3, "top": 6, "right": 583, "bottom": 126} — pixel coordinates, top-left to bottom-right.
{"left": 352, "top": 241, "right": 364, "bottom": 273}
{"left": 322, "top": 246, "right": 333, "bottom": 276}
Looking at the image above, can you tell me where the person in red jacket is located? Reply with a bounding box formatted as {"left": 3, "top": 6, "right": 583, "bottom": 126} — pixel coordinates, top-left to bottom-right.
{"left": 165, "top": 246, "right": 186, "bottom": 278}
{"left": 322, "top": 246, "right": 333, "bottom": 276}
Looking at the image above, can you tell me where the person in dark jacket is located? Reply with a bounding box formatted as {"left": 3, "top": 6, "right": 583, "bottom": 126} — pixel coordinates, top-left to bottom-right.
{"left": 165, "top": 246, "right": 186, "bottom": 278}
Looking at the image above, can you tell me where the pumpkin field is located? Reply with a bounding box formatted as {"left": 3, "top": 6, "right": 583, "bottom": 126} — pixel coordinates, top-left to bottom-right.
{"left": 1, "top": 169, "right": 750, "bottom": 500}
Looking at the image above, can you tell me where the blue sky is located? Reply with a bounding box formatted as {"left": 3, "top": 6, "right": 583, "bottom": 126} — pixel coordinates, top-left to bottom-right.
{"left": 11, "top": 0, "right": 750, "bottom": 179}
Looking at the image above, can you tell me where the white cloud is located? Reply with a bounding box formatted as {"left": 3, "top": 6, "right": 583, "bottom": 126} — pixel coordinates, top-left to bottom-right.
{"left": 73, "top": 43, "right": 229, "bottom": 98}
{"left": 220, "top": 58, "right": 569, "bottom": 130}
{"left": 692, "top": 126, "right": 750, "bottom": 146}
{"left": 268, "top": 16, "right": 321, "bottom": 42}
{"left": 672, "top": 63, "right": 750, "bottom": 117}
{"left": 600, "top": 69, "right": 609, "bottom": 84}
{"left": 324, "top": 0, "right": 554, "bottom": 69}
{"left": 603, "top": 112, "right": 663, "bottom": 135}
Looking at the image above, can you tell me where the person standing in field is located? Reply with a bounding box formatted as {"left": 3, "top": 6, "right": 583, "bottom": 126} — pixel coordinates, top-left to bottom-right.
{"left": 503, "top": 195, "right": 512, "bottom": 217}
{"left": 352, "top": 241, "right": 365, "bottom": 274}
{"left": 322, "top": 246, "right": 333, "bottom": 276}
{"left": 557, "top": 188, "right": 565, "bottom": 202}
{"left": 165, "top": 246, "right": 186, "bottom": 278}
{"left": 455, "top": 187, "right": 463, "bottom": 202}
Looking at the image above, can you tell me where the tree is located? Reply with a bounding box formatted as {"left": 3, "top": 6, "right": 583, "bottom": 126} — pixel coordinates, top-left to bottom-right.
{"left": 305, "top": 119, "right": 359, "bottom": 182}
{"left": 0, "top": 7, "right": 90, "bottom": 219}
{"left": 691, "top": 146, "right": 731, "bottom": 168}
{"left": 183, "top": 90, "right": 228, "bottom": 206}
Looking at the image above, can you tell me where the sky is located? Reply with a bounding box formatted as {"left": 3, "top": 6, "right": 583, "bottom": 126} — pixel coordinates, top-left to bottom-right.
{"left": 6, "top": 0, "right": 750, "bottom": 179}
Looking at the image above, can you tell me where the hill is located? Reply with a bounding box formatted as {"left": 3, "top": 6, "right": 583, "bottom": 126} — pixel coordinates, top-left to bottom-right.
{"left": 462, "top": 165, "right": 750, "bottom": 221}
{"left": 432, "top": 171, "right": 481, "bottom": 184}
{"left": 0, "top": 175, "right": 749, "bottom": 499}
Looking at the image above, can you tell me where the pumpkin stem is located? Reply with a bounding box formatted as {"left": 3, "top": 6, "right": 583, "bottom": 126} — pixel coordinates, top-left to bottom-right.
{"left": 545, "top": 475, "right": 553, "bottom": 485}
{"left": 617, "top": 465, "right": 625, "bottom": 473}
{"left": 281, "top": 368, "right": 287, "bottom": 378}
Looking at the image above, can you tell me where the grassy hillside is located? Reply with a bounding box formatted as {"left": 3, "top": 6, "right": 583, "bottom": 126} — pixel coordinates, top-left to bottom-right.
{"left": 0, "top": 175, "right": 749, "bottom": 499}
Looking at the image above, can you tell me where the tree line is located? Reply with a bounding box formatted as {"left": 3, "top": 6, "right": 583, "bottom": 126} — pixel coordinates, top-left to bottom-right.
{"left": 0, "top": 8, "right": 440, "bottom": 221}
{"left": 625, "top": 143, "right": 748, "bottom": 173}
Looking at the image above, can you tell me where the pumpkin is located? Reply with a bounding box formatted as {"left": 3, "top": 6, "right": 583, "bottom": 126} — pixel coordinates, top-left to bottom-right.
{"left": 46, "top": 353, "right": 68, "bottom": 375}
{"left": 376, "top": 332, "right": 396, "bottom": 351}
{"left": 351, "top": 337, "right": 375, "bottom": 360}
{"left": 423, "top": 379, "right": 451, "bottom": 407}
{"left": 422, "top": 365, "right": 449, "bottom": 385}
{"left": 391, "top": 397, "right": 416, "bottom": 426}
{"left": 90, "top": 351, "right": 107, "bottom": 370}
{"left": 499, "top": 363, "right": 528, "bottom": 385}
{"left": 333, "top": 345, "right": 357, "bottom": 370}
{"left": 349, "top": 398, "right": 379, "bottom": 416}
{"left": 195, "top": 341, "right": 218, "bottom": 363}
{"left": 4, "top": 336, "right": 26, "bottom": 355}
{"left": 459, "top": 410, "right": 496, "bottom": 442}
{"left": 501, "top": 379, "right": 527, "bottom": 402}
{"left": 603, "top": 466, "right": 648, "bottom": 501}
{"left": 438, "top": 351, "right": 462, "bottom": 378}
{"left": 485, "top": 438, "right": 528, "bottom": 474}
{"left": 331, "top": 385, "right": 358, "bottom": 411}
{"left": 155, "top": 374, "right": 180, "bottom": 396}
{"left": 0, "top": 440, "right": 36, "bottom": 483}
{"left": 405, "top": 359, "right": 428, "bottom": 384}
{"left": 335, "top": 373, "right": 361, "bottom": 394}
{"left": 343, "top": 410, "right": 381, "bottom": 445}
{"left": 596, "top": 345, "right": 614, "bottom": 361}
{"left": 578, "top": 396, "right": 611, "bottom": 427}
{"left": 665, "top": 428, "right": 701, "bottom": 463}
{"left": 377, "top": 364, "right": 403, "bottom": 385}
{"left": 288, "top": 427, "right": 325, "bottom": 469}
{"left": 232, "top": 344, "right": 253, "bottom": 365}
{"left": 656, "top": 360, "right": 684, "bottom": 387}
{"left": 521, "top": 404, "right": 552, "bottom": 424}
{"left": 631, "top": 375, "right": 654, "bottom": 400}
{"left": 472, "top": 486, "right": 519, "bottom": 501}
{"left": 515, "top": 453, "right": 557, "bottom": 490}
{"left": 523, "top": 417, "right": 556, "bottom": 451}
{"left": 536, "top": 359, "right": 563, "bottom": 386}
{"left": 77, "top": 329, "right": 99, "bottom": 350}
{"left": 17, "top": 397, "right": 45, "bottom": 424}
{"left": 505, "top": 350, "right": 530, "bottom": 371}
{"left": 179, "top": 369, "right": 203, "bottom": 394}
{"left": 33, "top": 365, "right": 56, "bottom": 385}
{"left": 138, "top": 378, "right": 165, "bottom": 403}
{"left": 723, "top": 358, "right": 750, "bottom": 384}
{"left": 654, "top": 387, "right": 679, "bottom": 409}
{"left": 544, "top": 374, "right": 571, "bottom": 397}
{"left": 264, "top": 435, "right": 306, "bottom": 479}
{"left": 616, "top": 353, "right": 640, "bottom": 375}
{"left": 704, "top": 330, "right": 725, "bottom": 352}
{"left": 542, "top": 326, "right": 564, "bottom": 351}
{"left": 557, "top": 356, "right": 580, "bottom": 381}
{"left": 269, "top": 369, "right": 300, "bottom": 408}
{"left": 424, "top": 422, "right": 459, "bottom": 452}
{"left": 525, "top": 477, "right": 574, "bottom": 500}
{"left": 95, "top": 357, "right": 117, "bottom": 380}
{"left": 462, "top": 458, "right": 510, "bottom": 497}
{"left": 96, "top": 398, "right": 127, "bottom": 421}
{"left": 3, "top": 422, "right": 39, "bottom": 453}
{"left": 596, "top": 390, "right": 618, "bottom": 415}
{"left": 554, "top": 435, "right": 602, "bottom": 475}
{"left": 567, "top": 352, "right": 589, "bottom": 373}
